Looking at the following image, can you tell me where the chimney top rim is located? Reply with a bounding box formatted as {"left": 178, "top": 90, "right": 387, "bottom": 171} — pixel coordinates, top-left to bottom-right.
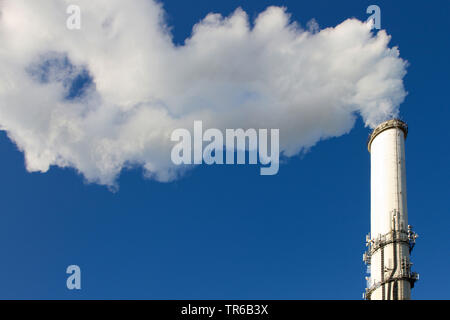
{"left": 367, "top": 118, "right": 408, "bottom": 152}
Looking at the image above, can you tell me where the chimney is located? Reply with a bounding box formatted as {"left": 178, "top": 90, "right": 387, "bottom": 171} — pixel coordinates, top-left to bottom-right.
{"left": 363, "top": 119, "right": 418, "bottom": 300}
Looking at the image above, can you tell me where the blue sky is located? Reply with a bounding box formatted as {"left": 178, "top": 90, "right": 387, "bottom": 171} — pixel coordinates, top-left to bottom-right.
{"left": 0, "top": 0, "right": 449, "bottom": 299}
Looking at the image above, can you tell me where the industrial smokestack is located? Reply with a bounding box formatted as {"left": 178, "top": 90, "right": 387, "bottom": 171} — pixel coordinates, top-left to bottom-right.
{"left": 363, "top": 119, "right": 419, "bottom": 300}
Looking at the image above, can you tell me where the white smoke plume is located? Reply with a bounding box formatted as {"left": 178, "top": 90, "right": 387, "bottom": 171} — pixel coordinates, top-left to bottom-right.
{"left": 0, "top": 0, "right": 407, "bottom": 187}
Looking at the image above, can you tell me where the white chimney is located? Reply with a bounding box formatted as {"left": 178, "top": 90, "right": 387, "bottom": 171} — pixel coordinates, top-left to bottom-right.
{"left": 363, "top": 119, "right": 418, "bottom": 300}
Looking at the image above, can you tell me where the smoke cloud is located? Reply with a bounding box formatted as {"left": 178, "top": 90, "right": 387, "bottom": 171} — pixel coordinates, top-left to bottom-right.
{"left": 0, "top": 0, "right": 407, "bottom": 187}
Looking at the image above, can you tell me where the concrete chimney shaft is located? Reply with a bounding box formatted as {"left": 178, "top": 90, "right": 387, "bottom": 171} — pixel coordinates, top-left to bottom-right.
{"left": 363, "top": 119, "right": 418, "bottom": 300}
